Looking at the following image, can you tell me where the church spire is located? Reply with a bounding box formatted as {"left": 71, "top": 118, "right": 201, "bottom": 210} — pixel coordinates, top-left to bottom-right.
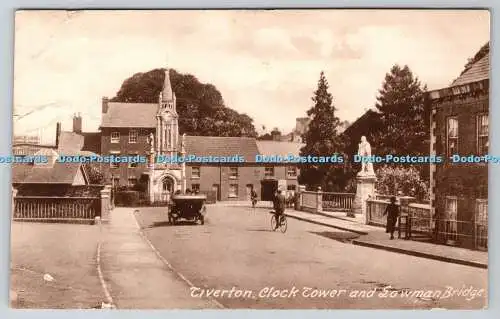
{"left": 162, "top": 68, "right": 174, "bottom": 101}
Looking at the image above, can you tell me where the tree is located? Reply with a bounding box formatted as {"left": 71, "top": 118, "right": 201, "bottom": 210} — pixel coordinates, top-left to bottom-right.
{"left": 298, "top": 71, "right": 345, "bottom": 190}
{"left": 112, "top": 68, "right": 257, "bottom": 137}
{"left": 374, "top": 65, "right": 428, "bottom": 156}
{"left": 375, "top": 165, "right": 429, "bottom": 202}
{"left": 83, "top": 163, "right": 104, "bottom": 184}
{"left": 460, "top": 42, "right": 489, "bottom": 76}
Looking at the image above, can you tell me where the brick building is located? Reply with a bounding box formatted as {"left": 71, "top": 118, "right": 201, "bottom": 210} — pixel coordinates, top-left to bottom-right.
{"left": 427, "top": 53, "right": 489, "bottom": 249}
{"left": 95, "top": 69, "right": 301, "bottom": 202}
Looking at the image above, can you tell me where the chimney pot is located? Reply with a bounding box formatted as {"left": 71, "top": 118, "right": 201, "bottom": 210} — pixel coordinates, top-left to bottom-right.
{"left": 73, "top": 114, "right": 82, "bottom": 134}
{"left": 102, "top": 97, "right": 109, "bottom": 113}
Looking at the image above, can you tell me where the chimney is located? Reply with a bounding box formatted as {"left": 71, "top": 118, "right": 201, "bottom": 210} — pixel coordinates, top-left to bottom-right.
{"left": 73, "top": 113, "right": 82, "bottom": 134}
{"left": 55, "top": 122, "right": 61, "bottom": 148}
{"left": 102, "top": 96, "right": 109, "bottom": 113}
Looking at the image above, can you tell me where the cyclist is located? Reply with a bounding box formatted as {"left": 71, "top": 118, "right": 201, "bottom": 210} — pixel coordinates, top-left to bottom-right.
{"left": 273, "top": 189, "right": 286, "bottom": 229}
{"left": 250, "top": 188, "right": 258, "bottom": 208}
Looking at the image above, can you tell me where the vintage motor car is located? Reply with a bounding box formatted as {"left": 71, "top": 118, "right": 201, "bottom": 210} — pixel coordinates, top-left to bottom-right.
{"left": 168, "top": 194, "right": 207, "bottom": 225}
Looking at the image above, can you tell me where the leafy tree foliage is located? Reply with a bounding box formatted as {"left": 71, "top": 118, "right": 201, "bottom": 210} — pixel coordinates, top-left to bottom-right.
{"left": 460, "top": 42, "right": 489, "bottom": 76}
{"left": 83, "top": 163, "right": 104, "bottom": 184}
{"left": 374, "top": 64, "right": 429, "bottom": 156}
{"left": 298, "top": 71, "right": 346, "bottom": 190}
{"left": 112, "top": 68, "right": 257, "bottom": 137}
{"left": 375, "top": 165, "right": 429, "bottom": 202}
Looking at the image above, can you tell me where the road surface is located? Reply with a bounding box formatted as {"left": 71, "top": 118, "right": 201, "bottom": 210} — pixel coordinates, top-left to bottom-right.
{"left": 134, "top": 205, "right": 487, "bottom": 309}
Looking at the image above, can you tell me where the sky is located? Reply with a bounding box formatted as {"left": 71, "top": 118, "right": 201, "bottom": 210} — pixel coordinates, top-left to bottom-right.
{"left": 13, "top": 10, "right": 490, "bottom": 143}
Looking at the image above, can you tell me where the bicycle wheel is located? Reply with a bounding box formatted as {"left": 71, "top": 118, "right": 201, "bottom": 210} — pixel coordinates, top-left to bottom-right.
{"left": 270, "top": 214, "right": 277, "bottom": 231}
{"left": 279, "top": 216, "right": 288, "bottom": 233}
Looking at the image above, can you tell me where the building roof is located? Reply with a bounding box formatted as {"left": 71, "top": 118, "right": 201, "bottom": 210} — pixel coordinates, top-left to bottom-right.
{"left": 184, "top": 136, "right": 260, "bottom": 162}
{"left": 256, "top": 140, "right": 304, "bottom": 157}
{"left": 58, "top": 131, "right": 101, "bottom": 156}
{"left": 450, "top": 54, "right": 489, "bottom": 87}
{"left": 100, "top": 102, "right": 157, "bottom": 128}
{"left": 58, "top": 131, "right": 84, "bottom": 153}
{"left": 12, "top": 162, "right": 84, "bottom": 184}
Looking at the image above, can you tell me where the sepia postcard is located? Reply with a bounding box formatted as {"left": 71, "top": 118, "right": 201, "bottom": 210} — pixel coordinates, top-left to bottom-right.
{"left": 10, "top": 9, "right": 489, "bottom": 309}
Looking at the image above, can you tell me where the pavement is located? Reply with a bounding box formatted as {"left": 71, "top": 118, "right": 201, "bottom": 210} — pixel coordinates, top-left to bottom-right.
{"left": 98, "top": 207, "right": 220, "bottom": 309}
{"left": 280, "top": 207, "right": 488, "bottom": 269}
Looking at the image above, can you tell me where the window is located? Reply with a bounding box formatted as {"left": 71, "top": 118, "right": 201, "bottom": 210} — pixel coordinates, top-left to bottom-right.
{"left": 128, "top": 177, "right": 138, "bottom": 187}
{"left": 445, "top": 196, "right": 458, "bottom": 240}
{"left": 287, "top": 185, "right": 296, "bottom": 191}
{"left": 229, "top": 167, "right": 238, "bottom": 179}
{"left": 191, "top": 167, "right": 201, "bottom": 179}
{"left": 477, "top": 115, "right": 488, "bottom": 155}
{"left": 191, "top": 183, "right": 200, "bottom": 193}
{"left": 128, "top": 156, "right": 138, "bottom": 168}
{"left": 228, "top": 184, "right": 238, "bottom": 198}
{"left": 111, "top": 132, "right": 120, "bottom": 143}
{"left": 447, "top": 117, "right": 458, "bottom": 156}
{"left": 265, "top": 166, "right": 274, "bottom": 177}
{"left": 110, "top": 151, "right": 120, "bottom": 169}
{"left": 129, "top": 130, "right": 138, "bottom": 143}
{"left": 475, "top": 199, "right": 488, "bottom": 225}
{"left": 475, "top": 199, "right": 488, "bottom": 249}
{"left": 287, "top": 166, "right": 297, "bottom": 178}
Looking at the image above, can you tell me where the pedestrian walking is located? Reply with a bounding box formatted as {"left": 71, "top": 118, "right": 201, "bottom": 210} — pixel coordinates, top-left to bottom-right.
{"left": 383, "top": 196, "right": 400, "bottom": 240}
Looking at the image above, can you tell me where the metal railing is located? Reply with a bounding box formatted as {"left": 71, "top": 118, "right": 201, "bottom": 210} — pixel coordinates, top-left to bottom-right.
{"left": 13, "top": 196, "right": 101, "bottom": 222}
{"left": 367, "top": 197, "right": 488, "bottom": 250}
{"left": 322, "top": 192, "right": 355, "bottom": 212}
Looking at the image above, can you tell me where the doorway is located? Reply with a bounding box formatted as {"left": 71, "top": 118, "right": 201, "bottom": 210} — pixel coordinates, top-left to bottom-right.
{"left": 261, "top": 179, "right": 278, "bottom": 201}
{"left": 212, "top": 184, "right": 220, "bottom": 201}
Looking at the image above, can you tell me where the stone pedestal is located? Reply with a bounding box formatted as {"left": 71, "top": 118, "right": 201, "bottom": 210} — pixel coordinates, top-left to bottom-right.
{"left": 297, "top": 185, "right": 306, "bottom": 210}
{"left": 350, "top": 175, "right": 376, "bottom": 222}
{"left": 316, "top": 187, "right": 323, "bottom": 213}
{"left": 100, "top": 188, "right": 111, "bottom": 224}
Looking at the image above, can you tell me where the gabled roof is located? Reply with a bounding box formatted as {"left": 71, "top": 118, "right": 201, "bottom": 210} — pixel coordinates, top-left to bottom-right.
{"left": 184, "top": 136, "right": 260, "bottom": 162}
{"left": 100, "top": 102, "right": 157, "bottom": 128}
{"left": 451, "top": 54, "right": 489, "bottom": 87}
{"left": 256, "top": 140, "right": 304, "bottom": 157}
{"left": 12, "top": 162, "right": 85, "bottom": 184}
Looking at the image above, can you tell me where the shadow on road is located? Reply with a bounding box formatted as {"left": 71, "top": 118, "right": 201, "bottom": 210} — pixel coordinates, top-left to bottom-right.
{"left": 144, "top": 220, "right": 201, "bottom": 228}
{"left": 310, "top": 231, "right": 361, "bottom": 243}
{"left": 246, "top": 228, "right": 274, "bottom": 233}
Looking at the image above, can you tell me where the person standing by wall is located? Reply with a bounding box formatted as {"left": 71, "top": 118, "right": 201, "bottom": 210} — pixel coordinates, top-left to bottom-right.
{"left": 383, "top": 196, "right": 400, "bottom": 240}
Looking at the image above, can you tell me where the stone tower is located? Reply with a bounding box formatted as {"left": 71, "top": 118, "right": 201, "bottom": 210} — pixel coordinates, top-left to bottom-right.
{"left": 156, "top": 68, "right": 179, "bottom": 158}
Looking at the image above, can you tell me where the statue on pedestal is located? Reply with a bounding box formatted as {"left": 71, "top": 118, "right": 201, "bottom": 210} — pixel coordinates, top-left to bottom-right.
{"left": 147, "top": 133, "right": 155, "bottom": 153}
{"left": 357, "top": 136, "right": 375, "bottom": 177}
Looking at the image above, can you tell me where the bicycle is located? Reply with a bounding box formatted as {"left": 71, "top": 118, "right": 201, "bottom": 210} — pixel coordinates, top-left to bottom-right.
{"left": 270, "top": 211, "right": 287, "bottom": 233}
{"left": 251, "top": 198, "right": 257, "bottom": 208}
